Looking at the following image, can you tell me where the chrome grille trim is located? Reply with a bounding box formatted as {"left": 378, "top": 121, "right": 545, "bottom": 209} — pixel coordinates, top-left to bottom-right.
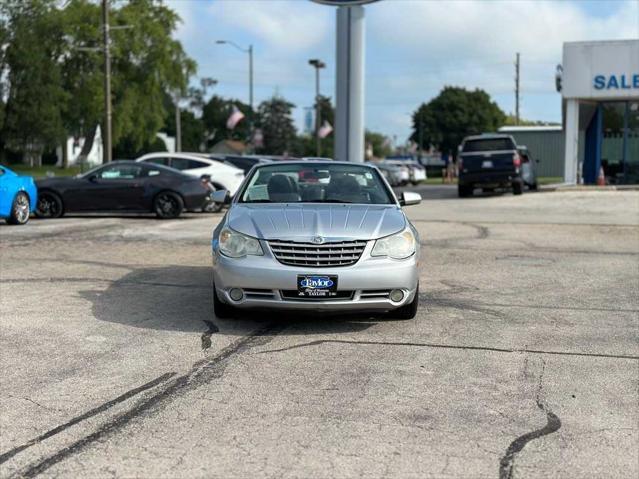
{"left": 268, "top": 240, "right": 367, "bottom": 267}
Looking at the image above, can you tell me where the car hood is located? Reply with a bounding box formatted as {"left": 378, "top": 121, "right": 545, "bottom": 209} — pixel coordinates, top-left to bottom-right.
{"left": 226, "top": 204, "right": 406, "bottom": 241}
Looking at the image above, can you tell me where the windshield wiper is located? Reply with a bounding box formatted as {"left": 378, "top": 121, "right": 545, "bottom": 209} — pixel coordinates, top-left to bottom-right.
{"left": 243, "top": 199, "right": 272, "bottom": 203}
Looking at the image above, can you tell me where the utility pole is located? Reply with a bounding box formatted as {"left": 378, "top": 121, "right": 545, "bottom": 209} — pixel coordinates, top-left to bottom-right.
{"left": 216, "top": 41, "right": 254, "bottom": 134}
{"left": 248, "top": 44, "right": 254, "bottom": 115}
{"left": 102, "top": 0, "right": 112, "bottom": 163}
{"left": 515, "top": 52, "right": 520, "bottom": 126}
{"left": 418, "top": 116, "right": 423, "bottom": 163}
{"left": 175, "top": 94, "right": 181, "bottom": 152}
{"left": 309, "top": 59, "right": 326, "bottom": 157}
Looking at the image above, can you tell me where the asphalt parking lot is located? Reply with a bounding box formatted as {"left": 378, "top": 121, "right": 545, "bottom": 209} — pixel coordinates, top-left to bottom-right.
{"left": 1, "top": 186, "right": 638, "bottom": 478}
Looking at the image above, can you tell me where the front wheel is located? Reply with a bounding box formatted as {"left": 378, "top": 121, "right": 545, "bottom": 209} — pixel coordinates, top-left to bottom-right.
{"left": 388, "top": 285, "right": 419, "bottom": 320}
{"left": 153, "top": 191, "right": 184, "bottom": 219}
{"left": 458, "top": 184, "right": 473, "bottom": 197}
{"left": 7, "top": 192, "right": 31, "bottom": 225}
{"left": 512, "top": 180, "right": 523, "bottom": 195}
{"left": 204, "top": 200, "right": 224, "bottom": 213}
{"left": 36, "top": 191, "right": 64, "bottom": 218}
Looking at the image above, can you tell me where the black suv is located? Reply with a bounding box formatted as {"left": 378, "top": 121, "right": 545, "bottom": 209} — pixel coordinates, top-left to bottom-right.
{"left": 457, "top": 134, "right": 525, "bottom": 197}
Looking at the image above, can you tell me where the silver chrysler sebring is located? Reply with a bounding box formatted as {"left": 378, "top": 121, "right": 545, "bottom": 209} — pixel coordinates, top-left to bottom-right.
{"left": 211, "top": 161, "right": 422, "bottom": 319}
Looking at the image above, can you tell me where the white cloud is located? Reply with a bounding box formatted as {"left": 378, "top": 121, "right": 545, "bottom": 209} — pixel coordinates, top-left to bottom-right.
{"left": 208, "top": 0, "right": 333, "bottom": 53}
{"left": 369, "top": 0, "right": 638, "bottom": 63}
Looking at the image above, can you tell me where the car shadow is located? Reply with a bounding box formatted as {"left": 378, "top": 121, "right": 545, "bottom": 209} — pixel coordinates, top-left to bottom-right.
{"left": 80, "top": 266, "right": 400, "bottom": 337}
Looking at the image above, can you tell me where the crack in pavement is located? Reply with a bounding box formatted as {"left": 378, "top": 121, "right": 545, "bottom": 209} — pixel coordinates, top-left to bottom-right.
{"left": 0, "top": 373, "right": 176, "bottom": 465}
{"left": 499, "top": 360, "right": 562, "bottom": 479}
{"left": 13, "top": 322, "right": 286, "bottom": 478}
{"left": 257, "top": 339, "right": 639, "bottom": 361}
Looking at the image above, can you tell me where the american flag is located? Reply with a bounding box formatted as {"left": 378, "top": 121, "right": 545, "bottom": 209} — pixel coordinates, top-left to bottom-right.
{"left": 226, "top": 105, "right": 245, "bottom": 130}
{"left": 318, "top": 120, "right": 333, "bottom": 139}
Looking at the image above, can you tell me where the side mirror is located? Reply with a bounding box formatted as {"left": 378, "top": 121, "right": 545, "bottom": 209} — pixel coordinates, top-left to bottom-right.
{"left": 399, "top": 191, "right": 422, "bottom": 206}
{"left": 88, "top": 175, "right": 98, "bottom": 183}
{"left": 212, "top": 189, "right": 231, "bottom": 204}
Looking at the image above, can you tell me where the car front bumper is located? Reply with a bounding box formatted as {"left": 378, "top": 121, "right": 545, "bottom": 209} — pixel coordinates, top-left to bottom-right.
{"left": 212, "top": 241, "right": 419, "bottom": 312}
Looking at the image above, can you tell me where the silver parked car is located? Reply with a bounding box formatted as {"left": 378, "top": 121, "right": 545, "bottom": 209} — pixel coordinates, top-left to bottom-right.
{"left": 211, "top": 161, "right": 422, "bottom": 319}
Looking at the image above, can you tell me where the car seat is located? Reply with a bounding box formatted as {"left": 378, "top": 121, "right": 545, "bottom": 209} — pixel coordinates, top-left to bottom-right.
{"left": 267, "top": 174, "right": 302, "bottom": 202}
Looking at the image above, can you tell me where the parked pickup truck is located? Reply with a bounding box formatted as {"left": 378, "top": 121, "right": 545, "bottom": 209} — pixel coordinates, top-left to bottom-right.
{"left": 457, "top": 134, "right": 529, "bottom": 197}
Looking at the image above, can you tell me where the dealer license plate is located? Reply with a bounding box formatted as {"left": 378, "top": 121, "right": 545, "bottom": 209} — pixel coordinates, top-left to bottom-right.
{"left": 297, "top": 275, "right": 339, "bottom": 298}
{"left": 482, "top": 160, "right": 494, "bottom": 168}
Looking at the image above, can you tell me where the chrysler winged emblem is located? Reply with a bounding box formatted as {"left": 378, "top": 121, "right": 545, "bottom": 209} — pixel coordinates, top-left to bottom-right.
{"left": 310, "top": 236, "right": 325, "bottom": 245}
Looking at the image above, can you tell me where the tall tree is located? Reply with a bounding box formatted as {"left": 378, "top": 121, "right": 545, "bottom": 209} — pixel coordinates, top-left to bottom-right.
{"left": 1, "top": 0, "right": 69, "bottom": 166}
{"left": 108, "top": 0, "right": 195, "bottom": 159}
{"left": 411, "top": 86, "right": 506, "bottom": 157}
{"left": 257, "top": 95, "right": 297, "bottom": 155}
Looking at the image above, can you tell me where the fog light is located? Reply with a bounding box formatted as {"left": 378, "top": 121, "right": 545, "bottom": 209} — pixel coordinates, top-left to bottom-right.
{"left": 390, "top": 289, "right": 404, "bottom": 302}
{"left": 229, "top": 288, "right": 244, "bottom": 301}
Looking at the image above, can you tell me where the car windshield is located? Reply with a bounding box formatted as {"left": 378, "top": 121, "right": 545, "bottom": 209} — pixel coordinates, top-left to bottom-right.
{"left": 463, "top": 138, "right": 515, "bottom": 152}
{"left": 239, "top": 163, "right": 394, "bottom": 204}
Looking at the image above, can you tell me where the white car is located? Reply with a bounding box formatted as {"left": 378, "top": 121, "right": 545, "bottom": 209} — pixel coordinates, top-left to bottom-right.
{"left": 384, "top": 160, "right": 426, "bottom": 185}
{"left": 136, "top": 152, "right": 245, "bottom": 195}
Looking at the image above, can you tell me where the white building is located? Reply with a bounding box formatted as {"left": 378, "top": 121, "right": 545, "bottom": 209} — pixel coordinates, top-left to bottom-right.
{"left": 562, "top": 39, "right": 639, "bottom": 184}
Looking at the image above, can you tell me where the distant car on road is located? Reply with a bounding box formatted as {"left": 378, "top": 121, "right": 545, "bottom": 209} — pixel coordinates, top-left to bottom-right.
{"left": 135, "top": 152, "right": 245, "bottom": 195}
{"left": 381, "top": 161, "right": 410, "bottom": 185}
{"left": 384, "top": 159, "right": 427, "bottom": 185}
{"left": 517, "top": 146, "right": 539, "bottom": 190}
{"left": 366, "top": 161, "right": 403, "bottom": 187}
{"left": 457, "top": 134, "right": 527, "bottom": 197}
{"left": 0, "top": 165, "right": 37, "bottom": 225}
{"left": 210, "top": 161, "right": 422, "bottom": 320}
{"left": 35, "top": 161, "right": 213, "bottom": 219}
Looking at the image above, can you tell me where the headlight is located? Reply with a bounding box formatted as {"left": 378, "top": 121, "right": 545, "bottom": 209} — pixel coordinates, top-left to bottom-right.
{"left": 371, "top": 228, "right": 416, "bottom": 259}
{"left": 219, "top": 228, "right": 263, "bottom": 258}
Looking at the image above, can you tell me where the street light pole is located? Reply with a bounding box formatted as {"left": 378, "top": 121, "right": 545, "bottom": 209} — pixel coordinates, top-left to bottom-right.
{"left": 248, "top": 44, "right": 254, "bottom": 114}
{"left": 216, "top": 40, "right": 253, "bottom": 115}
{"left": 309, "top": 59, "right": 326, "bottom": 157}
{"left": 102, "top": 0, "right": 112, "bottom": 163}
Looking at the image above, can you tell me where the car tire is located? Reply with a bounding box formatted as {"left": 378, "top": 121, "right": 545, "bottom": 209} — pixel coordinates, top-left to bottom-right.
{"left": 213, "top": 283, "right": 236, "bottom": 319}
{"left": 512, "top": 180, "right": 523, "bottom": 195}
{"left": 7, "top": 192, "right": 31, "bottom": 225}
{"left": 204, "top": 202, "right": 224, "bottom": 213}
{"left": 389, "top": 284, "right": 419, "bottom": 320}
{"left": 154, "top": 191, "right": 184, "bottom": 219}
{"left": 458, "top": 184, "right": 473, "bottom": 197}
{"left": 36, "top": 191, "right": 64, "bottom": 218}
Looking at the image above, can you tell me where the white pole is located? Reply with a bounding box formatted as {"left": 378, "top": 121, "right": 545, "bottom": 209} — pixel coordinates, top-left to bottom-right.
{"left": 335, "top": 5, "right": 365, "bottom": 162}
{"left": 564, "top": 99, "right": 580, "bottom": 184}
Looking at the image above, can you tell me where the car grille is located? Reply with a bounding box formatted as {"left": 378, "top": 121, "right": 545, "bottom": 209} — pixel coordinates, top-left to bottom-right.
{"left": 280, "top": 290, "right": 354, "bottom": 301}
{"left": 268, "top": 240, "right": 367, "bottom": 267}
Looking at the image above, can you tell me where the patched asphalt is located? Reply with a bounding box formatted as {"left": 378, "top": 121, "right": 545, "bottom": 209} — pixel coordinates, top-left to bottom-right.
{"left": 0, "top": 186, "right": 637, "bottom": 478}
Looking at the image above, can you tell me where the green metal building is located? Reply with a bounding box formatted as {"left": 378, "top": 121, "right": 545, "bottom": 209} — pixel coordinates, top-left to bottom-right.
{"left": 498, "top": 126, "right": 564, "bottom": 179}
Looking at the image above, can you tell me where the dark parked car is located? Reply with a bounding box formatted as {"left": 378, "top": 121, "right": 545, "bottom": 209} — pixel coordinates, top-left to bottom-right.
{"left": 457, "top": 134, "right": 528, "bottom": 197}
{"left": 35, "top": 161, "right": 213, "bottom": 219}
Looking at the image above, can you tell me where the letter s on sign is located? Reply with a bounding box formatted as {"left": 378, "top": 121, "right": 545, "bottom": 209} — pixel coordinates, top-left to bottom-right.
{"left": 593, "top": 75, "right": 606, "bottom": 90}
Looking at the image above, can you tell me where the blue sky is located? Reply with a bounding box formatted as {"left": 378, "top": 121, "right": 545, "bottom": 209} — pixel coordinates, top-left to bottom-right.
{"left": 166, "top": 0, "right": 639, "bottom": 142}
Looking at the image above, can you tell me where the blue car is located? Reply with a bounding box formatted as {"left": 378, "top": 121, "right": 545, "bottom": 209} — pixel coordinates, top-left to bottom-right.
{"left": 0, "top": 165, "right": 37, "bottom": 225}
